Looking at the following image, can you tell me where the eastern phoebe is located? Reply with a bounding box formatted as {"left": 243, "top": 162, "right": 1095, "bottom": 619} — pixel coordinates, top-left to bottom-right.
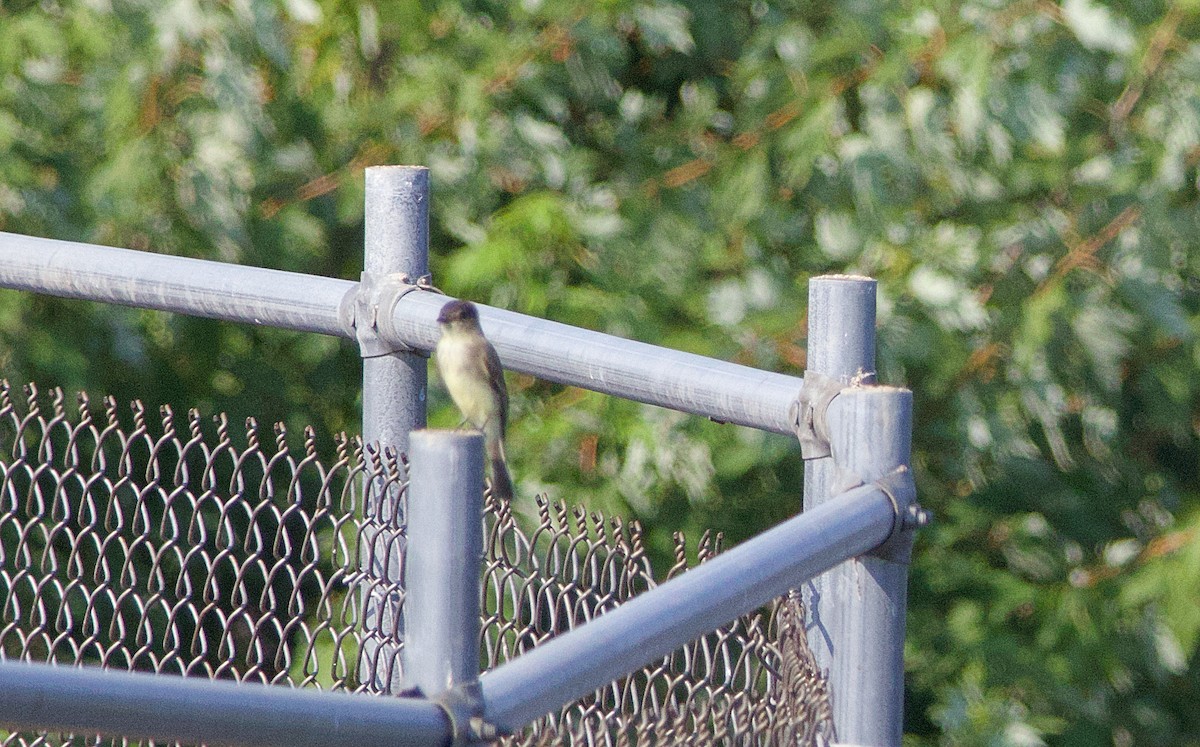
{"left": 435, "top": 300, "right": 514, "bottom": 500}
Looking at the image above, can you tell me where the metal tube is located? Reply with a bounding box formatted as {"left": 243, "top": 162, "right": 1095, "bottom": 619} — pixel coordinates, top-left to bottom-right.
{"left": 361, "top": 165, "right": 431, "bottom": 456}
{"left": 0, "top": 661, "right": 450, "bottom": 747}
{"left": 824, "top": 387, "right": 913, "bottom": 747}
{"left": 804, "top": 274, "right": 876, "bottom": 378}
{"left": 802, "top": 275, "right": 878, "bottom": 517}
{"left": 0, "top": 230, "right": 804, "bottom": 436}
{"left": 478, "top": 482, "right": 897, "bottom": 734}
{"left": 801, "top": 277, "right": 876, "bottom": 536}
{"left": 402, "top": 430, "right": 484, "bottom": 696}
{"left": 359, "top": 165, "right": 431, "bottom": 693}
{"left": 0, "top": 232, "right": 353, "bottom": 336}
{"left": 386, "top": 290, "right": 804, "bottom": 435}
{"left": 802, "top": 275, "right": 877, "bottom": 522}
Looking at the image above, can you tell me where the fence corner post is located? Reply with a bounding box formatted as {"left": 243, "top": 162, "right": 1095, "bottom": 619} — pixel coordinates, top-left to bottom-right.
{"left": 824, "top": 386, "right": 914, "bottom": 746}
{"left": 358, "top": 165, "right": 431, "bottom": 693}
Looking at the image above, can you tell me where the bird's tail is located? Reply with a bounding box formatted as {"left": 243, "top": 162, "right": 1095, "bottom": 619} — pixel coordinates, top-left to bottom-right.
{"left": 486, "top": 433, "right": 514, "bottom": 501}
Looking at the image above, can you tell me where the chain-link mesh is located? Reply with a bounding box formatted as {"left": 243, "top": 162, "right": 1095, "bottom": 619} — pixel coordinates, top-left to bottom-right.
{"left": 0, "top": 381, "right": 834, "bottom": 745}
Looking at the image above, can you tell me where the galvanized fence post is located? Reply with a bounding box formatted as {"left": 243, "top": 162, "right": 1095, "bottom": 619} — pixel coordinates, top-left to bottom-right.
{"left": 403, "top": 430, "right": 486, "bottom": 738}
{"left": 359, "top": 165, "right": 431, "bottom": 693}
{"left": 824, "top": 387, "right": 914, "bottom": 746}
{"left": 802, "top": 274, "right": 877, "bottom": 514}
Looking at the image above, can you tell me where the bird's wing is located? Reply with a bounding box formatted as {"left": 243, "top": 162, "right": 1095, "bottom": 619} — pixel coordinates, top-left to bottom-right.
{"left": 484, "top": 341, "right": 508, "bottom": 435}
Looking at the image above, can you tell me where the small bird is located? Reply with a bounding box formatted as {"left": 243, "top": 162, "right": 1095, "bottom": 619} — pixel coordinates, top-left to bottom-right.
{"left": 435, "top": 300, "right": 514, "bottom": 500}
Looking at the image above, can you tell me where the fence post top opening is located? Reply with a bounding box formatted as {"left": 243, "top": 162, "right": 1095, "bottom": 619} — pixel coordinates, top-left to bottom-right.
{"left": 366, "top": 164, "right": 431, "bottom": 174}
{"left": 365, "top": 166, "right": 431, "bottom": 196}
{"left": 810, "top": 273, "right": 876, "bottom": 284}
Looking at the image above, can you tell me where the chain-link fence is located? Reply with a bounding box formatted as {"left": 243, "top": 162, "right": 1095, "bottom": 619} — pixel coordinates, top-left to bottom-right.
{"left": 0, "top": 380, "right": 834, "bottom": 745}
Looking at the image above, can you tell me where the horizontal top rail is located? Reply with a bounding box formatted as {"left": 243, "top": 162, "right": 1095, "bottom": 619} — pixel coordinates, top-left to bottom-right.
{"left": 0, "top": 232, "right": 353, "bottom": 336}
{"left": 0, "top": 232, "right": 804, "bottom": 435}
{"left": 386, "top": 291, "right": 803, "bottom": 435}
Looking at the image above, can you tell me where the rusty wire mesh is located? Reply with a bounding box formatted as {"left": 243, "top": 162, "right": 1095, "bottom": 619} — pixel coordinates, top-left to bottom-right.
{"left": 0, "top": 381, "right": 834, "bottom": 745}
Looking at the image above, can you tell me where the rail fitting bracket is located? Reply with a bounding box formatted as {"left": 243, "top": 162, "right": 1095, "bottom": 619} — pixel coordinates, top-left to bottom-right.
{"left": 339, "top": 271, "right": 439, "bottom": 358}
{"left": 434, "top": 682, "right": 498, "bottom": 746}
{"left": 793, "top": 370, "right": 842, "bottom": 460}
{"left": 871, "top": 465, "right": 925, "bottom": 563}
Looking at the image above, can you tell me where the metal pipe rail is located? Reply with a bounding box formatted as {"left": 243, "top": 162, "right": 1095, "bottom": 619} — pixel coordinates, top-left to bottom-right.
{"left": 385, "top": 291, "right": 802, "bottom": 434}
{"left": 0, "top": 232, "right": 354, "bottom": 336}
{"left": 0, "top": 660, "right": 451, "bottom": 747}
{"left": 0, "top": 231, "right": 802, "bottom": 435}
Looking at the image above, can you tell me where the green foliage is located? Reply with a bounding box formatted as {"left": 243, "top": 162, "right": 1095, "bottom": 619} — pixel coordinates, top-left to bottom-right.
{"left": 2, "top": 0, "right": 1200, "bottom": 742}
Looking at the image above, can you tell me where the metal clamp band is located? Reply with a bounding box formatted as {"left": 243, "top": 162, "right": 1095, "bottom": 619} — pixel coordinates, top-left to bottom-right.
{"left": 867, "top": 465, "right": 925, "bottom": 564}
{"left": 433, "top": 682, "right": 498, "bottom": 746}
{"left": 339, "top": 272, "right": 442, "bottom": 358}
{"left": 792, "top": 370, "right": 842, "bottom": 460}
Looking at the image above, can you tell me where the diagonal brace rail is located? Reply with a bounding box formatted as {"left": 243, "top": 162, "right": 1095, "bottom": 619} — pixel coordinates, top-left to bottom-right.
{"left": 477, "top": 474, "right": 912, "bottom": 733}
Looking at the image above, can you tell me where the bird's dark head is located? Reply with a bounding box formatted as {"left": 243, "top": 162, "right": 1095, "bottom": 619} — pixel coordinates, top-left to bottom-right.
{"left": 437, "top": 300, "right": 480, "bottom": 325}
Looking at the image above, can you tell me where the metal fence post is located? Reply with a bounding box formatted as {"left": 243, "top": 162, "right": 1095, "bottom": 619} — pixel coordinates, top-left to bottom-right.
{"left": 824, "top": 387, "right": 914, "bottom": 746}
{"left": 403, "top": 431, "right": 485, "bottom": 737}
{"left": 359, "top": 165, "right": 431, "bottom": 693}
{"left": 802, "top": 274, "right": 876, "bottom": 513}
